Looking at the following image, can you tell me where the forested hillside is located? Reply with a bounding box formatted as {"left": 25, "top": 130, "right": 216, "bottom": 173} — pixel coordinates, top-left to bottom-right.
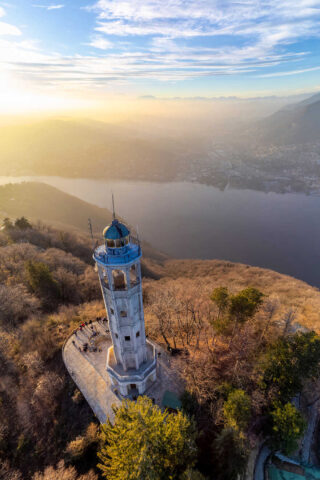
{"left": 1, "top": 218, "right": 320, "bottom": 479}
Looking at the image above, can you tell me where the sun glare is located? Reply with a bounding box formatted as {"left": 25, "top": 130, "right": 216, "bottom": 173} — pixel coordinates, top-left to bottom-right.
{"left": 0, "top": 81, "right": 94, "bottom": 115}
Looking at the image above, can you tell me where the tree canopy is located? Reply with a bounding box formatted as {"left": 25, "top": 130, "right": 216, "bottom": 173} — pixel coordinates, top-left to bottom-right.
{"left": 210, "top": 286, "right": 264, "bottom": 334}
{"left": 25, "top": 260, "right": 61, "bottom": 307}
{"left": 228, "top": 287, "right": 264, "bottom": 324}
{"left": 268, "top": 402, "right": 306, "bottom": 455}
{"left": 223, "top": 389, "right": 251, "bottom": 434}
{"left": 260, "top": 331, "right": 320, "bottom": 403}
{"left": 98, "top": 396, "right": 197, "bottom": 480}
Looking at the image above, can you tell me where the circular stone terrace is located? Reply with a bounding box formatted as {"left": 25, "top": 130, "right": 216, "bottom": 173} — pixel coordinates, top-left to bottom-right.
{"left": 62, "top": 320, "right": 185, "bottom": 423}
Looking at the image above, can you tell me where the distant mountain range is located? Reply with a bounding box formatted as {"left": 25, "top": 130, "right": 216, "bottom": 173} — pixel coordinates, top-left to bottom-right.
{"left": 253, "top": 92, "right": 320, "bottom": 145}
{"left": 0, "top": 118, "right": 206, "bottom": 180}
{"left": 0, "top": 93, "right": 319, "bottom": 194}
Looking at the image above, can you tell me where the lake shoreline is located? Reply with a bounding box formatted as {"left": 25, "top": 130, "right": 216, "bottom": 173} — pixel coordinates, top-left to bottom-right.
{"left": 1, "top": 176, "right": 320, "bottom": 288}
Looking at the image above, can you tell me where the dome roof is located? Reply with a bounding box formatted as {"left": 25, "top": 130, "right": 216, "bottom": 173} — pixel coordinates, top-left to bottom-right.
{"left": 103, "top": 219, "right": 130, "bottom": 240}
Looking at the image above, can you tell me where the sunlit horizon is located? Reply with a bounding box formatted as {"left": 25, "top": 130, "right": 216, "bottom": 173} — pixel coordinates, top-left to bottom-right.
{"left": 0, "top": 1, "right": 320, "bottom": 114}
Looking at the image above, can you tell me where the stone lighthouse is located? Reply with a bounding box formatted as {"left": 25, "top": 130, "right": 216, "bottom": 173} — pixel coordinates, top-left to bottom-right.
{"left": 93, "top": 217, "right": 157, "bottom": 397}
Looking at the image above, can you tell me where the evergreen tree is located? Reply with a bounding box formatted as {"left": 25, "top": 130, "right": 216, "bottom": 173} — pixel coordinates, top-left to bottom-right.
{"left": 268, "top": 402, "right": 306, "bottom": 455}
{"left": 228, "top": 287, "right": 264, "bottom": 324}
{"left": 223, "top": 389, "right": 251, "bottom": 435}
{"left": 210, "top": 286, "right": 264, "bottom": 336}
{"left": 25, "top": 260, "right": 61, "bottom": 307}
{"left": 14, "top": 216, "right": 32, "bottom": 230}
{"left": 210, "top": 287, "right": 229, "bottom": 318}
{"left": 260, "top": 331, "right": 320, "bottom": 403}
{"left": 98, "top": 397, "right": 197, "bottom": 480}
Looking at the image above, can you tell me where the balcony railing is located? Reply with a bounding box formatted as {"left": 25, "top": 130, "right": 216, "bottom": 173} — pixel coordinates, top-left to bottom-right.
{"left": 94, "top": 241, "right": 141, "bottom": 266}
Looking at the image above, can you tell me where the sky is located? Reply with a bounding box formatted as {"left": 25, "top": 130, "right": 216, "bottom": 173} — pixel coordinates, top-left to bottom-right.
{"left": 0, "top": 0, "right": 320, "bottom": 113}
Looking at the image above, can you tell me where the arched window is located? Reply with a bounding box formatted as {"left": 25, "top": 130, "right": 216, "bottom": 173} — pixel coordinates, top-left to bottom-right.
{"left": 112, "top": 269, "right": 127, "bottom": 290}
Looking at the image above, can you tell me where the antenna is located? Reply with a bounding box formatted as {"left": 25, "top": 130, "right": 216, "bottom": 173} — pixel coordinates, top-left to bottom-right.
{"left": 112, "top": 193, "right": 116, "bottom": 220}
{"left": 88, "top": 218, "right": 95, "bottom": 250}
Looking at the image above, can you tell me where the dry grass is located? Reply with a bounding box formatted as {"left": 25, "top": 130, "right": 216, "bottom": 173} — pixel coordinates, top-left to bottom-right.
{"left": 144, "top": 258, "right": 320, "bottom": 332}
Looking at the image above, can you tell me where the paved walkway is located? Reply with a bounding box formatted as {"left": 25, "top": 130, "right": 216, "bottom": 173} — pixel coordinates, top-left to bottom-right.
{"left": 62, "top": 322, "right": 184, "bottom": 423}
{"left": 253, "top": 445, "right": 271, "bottom": 480}
{"left": 301, "top": 399, "right": 320, "bottom": 464}
{"left": 63, "top": 321, "right": 121, "bottom": 423}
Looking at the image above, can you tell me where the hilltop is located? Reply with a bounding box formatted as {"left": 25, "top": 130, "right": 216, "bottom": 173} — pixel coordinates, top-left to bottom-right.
{"left": 1, "top": 217, "right": 320, "bottom": 479}
{"left": 153, "top": 258, "right": 320, "bottom": 333}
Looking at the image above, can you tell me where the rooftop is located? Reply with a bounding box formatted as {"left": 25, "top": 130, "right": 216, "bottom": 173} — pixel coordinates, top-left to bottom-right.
{"left": 103, "top": 219, "right": 130, "bottom": 240}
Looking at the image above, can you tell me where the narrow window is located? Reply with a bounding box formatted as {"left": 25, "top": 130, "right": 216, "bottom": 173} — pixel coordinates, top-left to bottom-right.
{"left": 110, "top": 308, "right": 114, "bottom": 314}
{"left": 115, "top": 333, "right": 118, "bottom": 339}
{"left": 120, "top": 310, "right": 127, "bottom": 317}
{"left": 136, "top": 331, "right": 140, "bottom": 338}
{"left": 120, "top": 235, "right": 129, "bottom": 247}
{"left": 130, "top": 264, "right": 138, "bottom": 285}
{"left": 125, "top": 336, "right": 130, "bottom": 341}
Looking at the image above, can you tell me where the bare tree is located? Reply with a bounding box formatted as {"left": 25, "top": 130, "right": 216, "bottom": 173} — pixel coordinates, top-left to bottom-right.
{"left": 32, "top": 461, "right": 98, "bottom": 480}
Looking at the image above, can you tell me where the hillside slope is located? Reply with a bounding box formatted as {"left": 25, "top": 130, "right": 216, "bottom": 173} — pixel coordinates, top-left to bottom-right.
{"left": 1, "top": 218, "right": 320, "bottom": 478}
{"left": 0, "top": 118, "right": 202, "bottom": 180}
{"left": 153, "top": 258, "right": 320, "bottom": 332}
{"left": 255, "top": 92, "right": 320, "bottom": 145}
{"left": 0, "top": 182, "right": 168, "bottom": 265}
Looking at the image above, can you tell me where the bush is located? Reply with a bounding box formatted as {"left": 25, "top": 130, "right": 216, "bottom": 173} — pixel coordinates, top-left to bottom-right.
{"left": 32, "top": 460, "right": 98, "bottom": 480}
{"left": 66, "top": 423, "right": 99, "bottom": 461}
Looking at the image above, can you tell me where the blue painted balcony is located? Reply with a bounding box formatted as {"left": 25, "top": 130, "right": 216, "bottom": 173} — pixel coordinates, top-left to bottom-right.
{"left": 93, "top": 239, "right": 142, "bottom": 267}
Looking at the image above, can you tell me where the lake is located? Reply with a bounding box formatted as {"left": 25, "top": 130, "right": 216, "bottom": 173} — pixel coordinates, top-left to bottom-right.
{"left": 1, "top": 176, "right": 320, "bottom": 287}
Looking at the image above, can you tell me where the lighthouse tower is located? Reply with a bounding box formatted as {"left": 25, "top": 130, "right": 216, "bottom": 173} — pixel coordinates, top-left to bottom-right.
{"left": 93, "top": 218, "right": 157, "bottom": 397}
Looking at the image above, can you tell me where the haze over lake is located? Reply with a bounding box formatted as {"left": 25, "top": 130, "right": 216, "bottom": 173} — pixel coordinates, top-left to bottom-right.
{"left": 1, "top": 176, "right": 320, "bottom": 288}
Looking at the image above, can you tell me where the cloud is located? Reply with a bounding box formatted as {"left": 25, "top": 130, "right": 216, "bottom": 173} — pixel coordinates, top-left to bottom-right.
{"left": 0, "top": 21, "right": 22, "bottom": 35}
{"left": 32, "top": 4, "right": 64, "bottom": 10}
{"left": 0, "top": 6, "right": 22, "bottom": 36}
{"left": 258, "top": 65, "right": 320, "bottom": 77}
{"left": 88, "top": 35, "right": 113, "bottom": 49}
{"left": 84, "top": 0, "right": 320, "bottom": 83}
{"left": 2, "top": 0, "right": 320, "bottom": 93}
